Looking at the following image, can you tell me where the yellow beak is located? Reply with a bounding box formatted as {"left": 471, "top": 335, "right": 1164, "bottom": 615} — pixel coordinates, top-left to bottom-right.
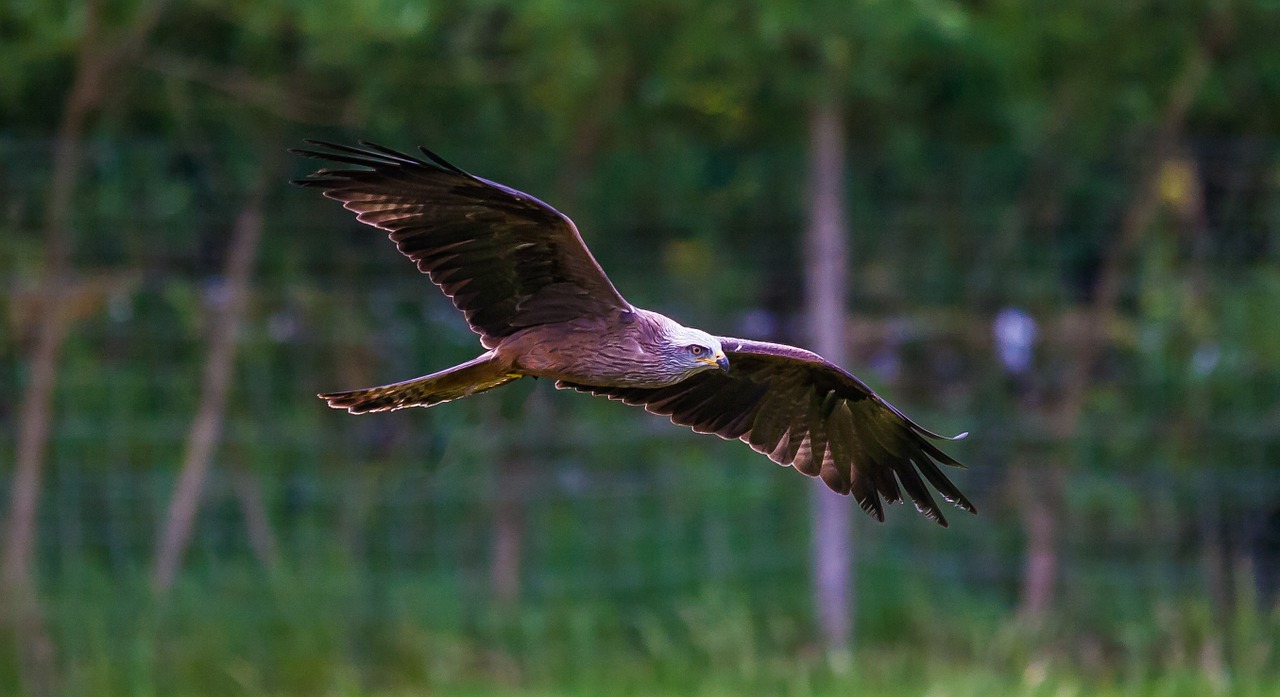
{"left": 698, "top": 351, "right": 730, "bottom": 373}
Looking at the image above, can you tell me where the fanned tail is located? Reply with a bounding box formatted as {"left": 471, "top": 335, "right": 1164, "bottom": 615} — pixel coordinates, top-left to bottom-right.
{"left": 320, "top": 352, "right": 521, "bottom": 414}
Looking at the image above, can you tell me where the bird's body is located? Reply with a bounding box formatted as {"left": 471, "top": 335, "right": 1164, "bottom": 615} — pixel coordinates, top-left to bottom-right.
{"left": 295, "top": 141, "right": 977, "bottom": 526}
{"left": 498, "top": 308, "right": 720, "bottom": 388}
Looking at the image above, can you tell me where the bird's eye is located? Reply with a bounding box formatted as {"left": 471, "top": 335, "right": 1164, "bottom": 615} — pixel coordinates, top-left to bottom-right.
{"left": 689, "top": 345, "right": 705, "bottom": 356}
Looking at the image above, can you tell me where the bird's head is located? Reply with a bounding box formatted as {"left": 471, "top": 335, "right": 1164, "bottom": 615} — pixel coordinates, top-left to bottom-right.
{"left": 664, "top": 326, "right": 729, "bottom": 378}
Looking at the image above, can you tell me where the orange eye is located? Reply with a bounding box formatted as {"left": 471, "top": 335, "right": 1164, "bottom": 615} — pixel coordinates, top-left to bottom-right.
{"left": 690, "top": 345, "right": 704, "bottom": 356}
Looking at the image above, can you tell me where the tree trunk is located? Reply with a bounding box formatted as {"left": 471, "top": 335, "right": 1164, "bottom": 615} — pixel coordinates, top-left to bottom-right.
{"left": 1013, "top": 464, "right": 1061, "bottom": 621}
{"left": 1, "top": 1, "right": 165, "bottom": 691}
{"left": 489, "top": 448, "right": 528, "bottom": 606}
{"left": 152, "top": 189, "right": 265, "bottom": 593}
{"left": 230, "top": 464, "right": 280, "bottom": 573}
{"left": 0, "top": 303, "right": 67, "bottom": 697}
{"left": 489, "top": 388, "right": 551, "bottom": 607}
{"left": 805, "top": 99, "right": 854, "bottom": 654}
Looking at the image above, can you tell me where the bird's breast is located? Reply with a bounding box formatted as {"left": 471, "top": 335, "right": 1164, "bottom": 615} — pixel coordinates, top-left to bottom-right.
{"left": 498, "top": 318, "right": 683, "bottom": 388}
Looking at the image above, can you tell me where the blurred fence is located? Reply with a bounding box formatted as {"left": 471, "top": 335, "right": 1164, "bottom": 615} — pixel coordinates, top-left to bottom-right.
{"left": 3, "top": 136, "right": 1280, "bottom": 647}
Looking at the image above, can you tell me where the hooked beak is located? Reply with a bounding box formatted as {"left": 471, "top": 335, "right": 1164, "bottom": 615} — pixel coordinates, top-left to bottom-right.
{"left": 717, "top": 352, "right": 730, "bottom": 373}
{"left": 697, "top": 351, "right": 731, "bottom": 373}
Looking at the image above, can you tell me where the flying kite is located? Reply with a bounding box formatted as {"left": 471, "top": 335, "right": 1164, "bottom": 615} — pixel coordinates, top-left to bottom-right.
{"left": 294, "top": 141, "right": 976, "bottom": 526}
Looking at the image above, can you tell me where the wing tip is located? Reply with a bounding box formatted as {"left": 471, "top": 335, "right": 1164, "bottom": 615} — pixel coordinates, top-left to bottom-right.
{"left": 914, "top": 423, "right": 970, "bottom": 442}
{"left": 417, "top": 145, "right": 469, "bottom": 175}
{"left": 291, "top": 139, "right": 461, "bottom": 177}
{"left": 950, "top": 496, "right": 979, "bottom": 516}
{"left": 857, "top": 494, "right": 886, "bottom": 523}
{"left": 290, "top": 140, "right": 344, "bottom": 159}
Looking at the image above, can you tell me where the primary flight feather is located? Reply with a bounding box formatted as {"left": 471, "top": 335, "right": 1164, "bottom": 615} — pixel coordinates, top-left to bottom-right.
{"left": 294, "top": 141, "right": 976, "bottom": 526}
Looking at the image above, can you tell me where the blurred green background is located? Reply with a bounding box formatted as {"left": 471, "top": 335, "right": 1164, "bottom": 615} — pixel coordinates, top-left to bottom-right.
{"left": 4, "top": 1, "right": 1280, "bottom": 695}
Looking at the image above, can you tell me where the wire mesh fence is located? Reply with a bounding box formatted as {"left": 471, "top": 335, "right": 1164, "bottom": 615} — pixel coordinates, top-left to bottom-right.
{"left": 3, "top": 136, "right": 1280, "bottom": 691}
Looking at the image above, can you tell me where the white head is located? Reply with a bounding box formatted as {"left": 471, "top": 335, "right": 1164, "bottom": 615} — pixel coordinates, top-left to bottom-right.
{"left": 662, "top": 324, "right": 729, "bottom": 378}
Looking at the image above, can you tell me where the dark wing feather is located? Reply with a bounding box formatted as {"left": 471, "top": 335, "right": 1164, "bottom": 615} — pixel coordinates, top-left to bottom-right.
{"left": 558, "top": 337, "right": 975, "bottom": 526}
{"left": 293, "top": 141, "right": 629, "bottom": 348}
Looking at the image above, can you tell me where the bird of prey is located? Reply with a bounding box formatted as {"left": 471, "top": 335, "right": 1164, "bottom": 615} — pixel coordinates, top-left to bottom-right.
{"left": 294, "top": 141, "right": 976, "bottom": 526}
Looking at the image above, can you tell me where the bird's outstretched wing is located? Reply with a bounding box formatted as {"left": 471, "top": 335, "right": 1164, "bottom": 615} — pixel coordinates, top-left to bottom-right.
{"left": 293, "top": 141, "right": 630, "bottom": 348}
{"left": 559, "top": 337, "right": 975, "bottom": 526}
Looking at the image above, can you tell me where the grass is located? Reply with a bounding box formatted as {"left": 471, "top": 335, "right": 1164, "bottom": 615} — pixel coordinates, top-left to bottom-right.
{"left": 4, "top": 559, "right": 1279, "bottom": 697}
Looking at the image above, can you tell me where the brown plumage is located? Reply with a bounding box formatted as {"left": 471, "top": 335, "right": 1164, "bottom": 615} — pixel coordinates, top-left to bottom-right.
{"left": 295, "top": 141, "right": 976, "bottom": 526}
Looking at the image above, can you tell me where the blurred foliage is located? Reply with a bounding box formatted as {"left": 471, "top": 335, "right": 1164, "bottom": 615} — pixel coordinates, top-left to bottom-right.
{"left": 3, "top": 0, "right": 1280, "bottom": 695}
